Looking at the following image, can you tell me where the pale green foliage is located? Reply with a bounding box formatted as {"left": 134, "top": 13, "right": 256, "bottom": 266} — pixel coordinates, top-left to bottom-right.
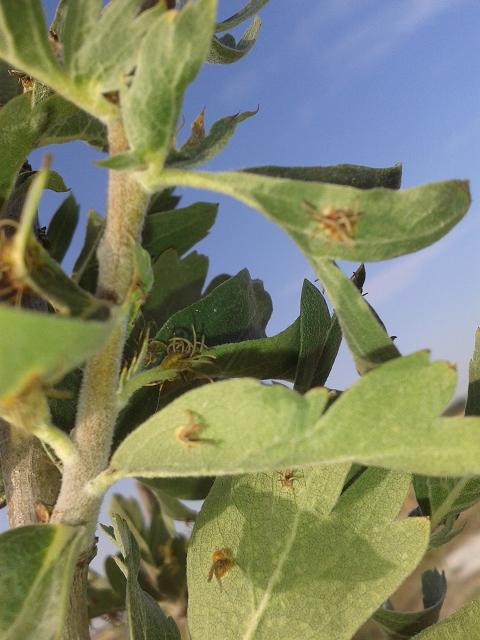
{"left": 414, "top": 597, "right": 480, "bottom": 638}
{"left": 0, "top": 524, "right": 83, "bottom": 639}
{"left": 0, "top": 305, "right": 113, "bottom": 401}
{"left": 110, "top": 352, "right": 480, "bottom": 479}
{"left": 314, "top": 258, "right": 399, "bottom": 373}
{"left": 138, "top": 169, "right": 471, "bottom": 262}
{"left": 188, "top": 467, "right": 429, "bottom": 639}
{"left": 121, "top": 0, "right": 216, "bottom": 166}
{"left": 111, "top": 515, "right": 181, "bottom": 639}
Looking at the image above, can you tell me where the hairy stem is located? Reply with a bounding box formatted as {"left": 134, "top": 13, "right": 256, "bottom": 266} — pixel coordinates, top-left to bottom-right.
{"left": 51, "top": 119, "right": 149, "bottom": 639}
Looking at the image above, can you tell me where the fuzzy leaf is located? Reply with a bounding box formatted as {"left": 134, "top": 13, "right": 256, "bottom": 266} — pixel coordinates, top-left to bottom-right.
{"left": 373, "top": 569, "right": 447, "bottom": 639}
{"left": 87, "top": 569, "right": 125, "bottom": 619}
{"left": 413, "top": 597, "right": 480, "bottom": 639}
{"left": 466, "top": 327, "right": 480, "bottom": 416}
{"left": 141, "top": 170, "right": 471, "bottom": 262}
{"left": 143, "top": 249, "right": 209, "bottom": 327}
{"left": 0, "top": 305, "right": 113, "bottom": 402}
{"left": 11, "top": 169, "right": 110, "bottom": 318}
{"left": 167, "top": 109, "right": 258, "bottom": 169}
{"left": 46, "top": 194, "right": 80, "bottom": 263}
{"left": 72, "top": 208, "right": 104, "bottom": 292}
{"left": 244, "top": 163, "right": 402, "bottom": 189}
{"left": 413, "top": 475, "right": 480, "bottom": 530}
{"left": 204, "top": 318, "right": 299, "bottom": 381}
{"left": 0, "top": 92, "right": 105, "bottom": 208}
{"left": 112, "top": 515, "right": 181, "bottom": 640}
{"left": 63, "top": 0, "right": 165, "bottom": 95}
{"left": 314, "top": 259, "right": 399, "bottom": 373}
{"left": 140, "top": 475, "right": 214, "bottom": 501}
{"left": 110, "top": 351, "right": 480, "bottom": 479}
{"left": 309, "top": 260, "right": 368, "bottom": 387}
{"left": 0, "top": 0, "right": 62, "bottom": 91}
{"left": 0, "top": 0, "right": 115, "bottom": 119}
{"left": 140, "top": 479, "right": 197, "bottom": 522}
{"left": 0, "top": 524, "right": 83, "bottom": 640}
{"left": 294, "top": 280, "right": 331, "bottom": 392}
{"left": 142, "top": 202, "right": 218, "bottom": 261}
{"left": 0, "top": 60, "right": 21, "bottom": 106}
{"left": 207, "top": 17, "right": 261, "bottom": 63}
{"left": 155, "top": 268, "right": 272, "bottom": 345}
{"left": 188, "top": 468, "right": 429, "bottom": 640}
{"left": 122, "top": 0, "right": 216, "bottom": 165}
{"left": 215, "top": 0, "right": 268, "bottom": 32}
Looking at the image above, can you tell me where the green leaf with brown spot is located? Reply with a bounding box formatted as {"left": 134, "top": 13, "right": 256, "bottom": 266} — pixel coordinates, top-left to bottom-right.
{"left": 140, "top": 169, "right": 471, "bottom": 262}
{"left": 188, "top": 468, "right": 429, "bottom": 640}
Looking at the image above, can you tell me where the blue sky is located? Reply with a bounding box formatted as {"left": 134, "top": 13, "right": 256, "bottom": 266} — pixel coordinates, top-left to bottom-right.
{"left": 5, "top": 0, "right": 477, "bottom": 560}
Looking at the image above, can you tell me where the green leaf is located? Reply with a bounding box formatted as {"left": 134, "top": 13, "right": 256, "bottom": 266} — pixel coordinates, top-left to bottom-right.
{"left": 466, "top": 327, "right": 480, "bottom": 416}
{"left": 0, "top": 305, "right": 113, "bottom": 403}
{"left": 294, "top": 279, "right": 331, "bottom": 393}
{"left": 243, "top": 162, "right": 403, "bottom": 189}
{"left": 413, "top": 475, "right": 480, "bottom": 530}
{"left": 109, "top": 351, "right": 480, "bottom": 479}
{"left": 0, "top": 524, "right": 83, "bottom": 640}
{"left": 11, "top": 169, "right": 110, "bottom": 318}
{"left": 46, "top": 194, "right": 80, "bottom": 263}
{"left": 121, "top": 0, "right": 216, "bottom": 166}
{"left": 142, "top": 202, "right": 218, "bottom": 261}
{"left": 112, "top": 515, "right": 181, "bottom": 640}
{"left": 72, "top": 208, "right": 104, "bottom": 292}
{"left": 167, "top": 109, "right": 258, "bottom": 169}
{"left": 203, "top": 272, "right": 231, "bottom": 295}
{"left": 188, "top": 467, "right": 429, "bottom": 640}
{"left": 48, "top": 368, "right": 82, "bottom": 433}
{"left": 215, "top": 0, "right": 268, "bottom": 32}
{"left": 205, "top": 317, "right": 299, "bottom": 381}
{"left": 413, "top": 597, "right": 480, "bottom": 639}
{"left": 155, "top": 268, "right": 272, "bottom": 345}
{"left": 0, "top": 60, "right": 21, "bottom": 106}
{"left": 63, "top": 0, "right": 165, "bottom": 95}
{"left": 109, "top": 494, "right": 152, "bottom": 563}
{"left": 0, "top": 1, "right": 63, "bottom": 91}
{"left": 61, "top": 0, "right": 102, "bottom": 72}
{"left": 140, "top": 479, "right": 197, "bottom": 522}
{"left": 309, "top": 261, "right": 366, "bottom": 387}
{"left": 0, "top": 1, "right": 119, "bottom": 119}
{"left": 139, "top": 475, "right": 214, "bottom": 501}
{"left": 146, "top": 188, "right": 181, "bottom": 215}
{"left": 207, "top": 17, "right": 261, "bottom": 64}
{"left": 0, "top": 92, "right": 105, "bottom": 209}
{"left": 373, "top": 569, "right": 447, "bottom": 639}
{"left": 143, "top": 249, "right": 209, "bottom": 327}
{"left": 96, "top": 151, "right": 144, "bottom": 171}
{"left": 141, "top": 169, "right": 471, "bottom": 262}
{"left": 314, "top": 259, "right": 399, "bottom": 374}
{"left": 32, "top": 93, "right": 107, "bottom": 149}
{"left": 87, "top": 569, "right": 125, "bottom": 619}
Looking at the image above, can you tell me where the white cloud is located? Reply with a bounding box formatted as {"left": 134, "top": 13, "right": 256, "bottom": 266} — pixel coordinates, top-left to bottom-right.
{"left": 294, "top": 0, "right": 467, "bottom": 75}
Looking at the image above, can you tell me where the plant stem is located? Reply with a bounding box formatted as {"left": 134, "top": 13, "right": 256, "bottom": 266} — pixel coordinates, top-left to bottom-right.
{"left": 51, "top": 119, "right": 149, "bottom": 639}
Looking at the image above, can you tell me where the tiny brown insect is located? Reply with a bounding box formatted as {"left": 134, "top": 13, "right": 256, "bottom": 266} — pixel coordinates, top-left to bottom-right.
{"left": 175, "top": 410, "right": 206, "bottom": 448}
{"left": 34, "top": 501, "right": 52, "bottom": 524}
{"left": 208, "top": 548, "right": 235, "bottom": 584}
{"left": 276, "top": 469, "right": 301, "bottom": 490}
{"left": 303, "top": 200, "right": 360, "bottom": 246}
